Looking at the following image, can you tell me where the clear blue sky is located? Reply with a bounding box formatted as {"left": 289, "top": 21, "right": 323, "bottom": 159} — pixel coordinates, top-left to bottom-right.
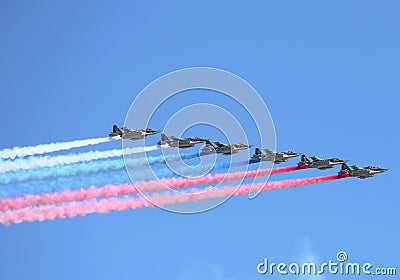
{"left": 0, "top": 1, "right": 398, "bottom": 279}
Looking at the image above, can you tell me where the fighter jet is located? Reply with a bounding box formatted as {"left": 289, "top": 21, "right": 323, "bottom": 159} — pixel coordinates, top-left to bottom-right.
{"left": 158, "top": 134, "right": 207, "bottom": 148}
{"left": 251, "top": 148, "right": 301, "bottom": 164}
{"left": 109, "top": 125, "right": 159, "bottom": 140}
{"left": 200, "top": 140, "right": 252, "bottom": 155}
{"left": 338, "top": 163, "right": 388, "bottom": 179}
{"left": 298, "top": 155, "right": 347, "bottom": 170}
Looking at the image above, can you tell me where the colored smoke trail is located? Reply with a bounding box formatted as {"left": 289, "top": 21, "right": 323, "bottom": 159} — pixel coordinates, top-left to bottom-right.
{"left": 0, "top": 152, "right": 199, "bottom": 185}
{"left": 0, "top": 166, "right": 303, "bottom": 211}
{"left": 0, "top": 174, "right": 348, "bottom": 225}
{"left": 0, "top": 157, "right": 261, "bottom": 198}
{"left": 0, "top": 146, "right": 159, "bottom": 173}
{"left": 0, "top": 170, "right": 133, "bottom": 199}
{"left": 156, "top": 165, "right": 302, "bottom": 190}
{"left": 0, "top": 137, "right": 118, "bottom": 160}
{"left": 141, "top": 158, "right": 260, "bottom": 182}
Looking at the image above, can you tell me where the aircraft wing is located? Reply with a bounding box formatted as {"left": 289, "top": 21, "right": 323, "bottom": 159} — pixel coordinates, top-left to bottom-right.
{"left": 350, "top": 165, "right": 362, "bottom": 170}
{"left": 222, "top": 150, "right": 237, "bottom": 155}
{"left": 170, "top": 136, "right": 181, "bottom": 141}
{"left": 263, "top": 148, "right": 275, "bottom": 155}
{"left": 123, "top": 130, "right": 144, "bottom": 139}
{"left": 123, "top": 127, "right": 140, "bottom": 133}
{"left": 214, "top": 142, "right": 228, "bottom": 148}
{"left": 309, "top": 156, "right": 322, "bottom": 161}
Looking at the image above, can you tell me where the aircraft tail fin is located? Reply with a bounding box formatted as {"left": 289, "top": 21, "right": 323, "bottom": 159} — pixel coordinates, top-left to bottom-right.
{"left": 339, "top": 163, "right": 352, "bottom": 175}
{"left": 254, "top": 148, "right": 263, "bottom": 156}
{"left": 205, "top": 140, "right": 216, "bottom": 149}
{"left": 112, "top": 125, "right": 123, "bottom": 135}
{"left": 300, "top": 155, "right": 311, "bottom": 163}
{"left": 161, "top": 133, "right": 170, "bottom": 142}
{"left": 341, "top": 162, "right": 351, "bottom": 171}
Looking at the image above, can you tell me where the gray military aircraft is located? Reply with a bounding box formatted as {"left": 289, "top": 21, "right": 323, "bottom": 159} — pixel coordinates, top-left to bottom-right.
{"left": 251, "top": 148, "right": 301, "bottom": 164}
{"left": 338, "top": 163, "right": 387, "bottom": 179}
{"left": 200, "top": 140, "right": 252, "bottom": 155}
{"left": 298, "top": 155, "right": 347, "bottom": 170}
{"left": 158, "top": 134, "right": 207, "bottom": 148}
{"left": 109, "top": 125, "right": 159, "bottom": 140}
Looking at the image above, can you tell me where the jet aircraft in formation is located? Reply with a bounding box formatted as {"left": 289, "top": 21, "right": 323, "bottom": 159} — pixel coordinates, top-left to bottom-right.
{"left": 338, "top": 163, "right": 388, "bottom": 179}
{"left": 158, "top": 134, "right": 207, "bottom": 148}
{"left": 108, "top": 125, "right": 387, "bottom": 179}
{"left": 252, "top": 148, "right": 300, "bottom": 164}
{"left": 201, "top": 140, "right": 252, "bottom": 155}
{"left": 109, "top": 125, "right": 159, "bottom": 140}
{"left": 250, "top": 147, "right": 386, "bottom": 179}
{"left": 298, "top": 155, "right": 347, "bottom": 170}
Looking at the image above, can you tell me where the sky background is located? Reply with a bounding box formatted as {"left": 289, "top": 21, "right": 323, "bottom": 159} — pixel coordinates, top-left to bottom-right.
{"left": 0, "top": 1, "right": 399, "bottom": 279}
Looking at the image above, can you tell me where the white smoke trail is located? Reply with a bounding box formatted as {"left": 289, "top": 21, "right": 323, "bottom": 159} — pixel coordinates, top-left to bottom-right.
{"left": 0, "top": 136, "right": 118, "bottom": 160}
{"left": 0, "top": 145, "right": 159, "bottom": 173}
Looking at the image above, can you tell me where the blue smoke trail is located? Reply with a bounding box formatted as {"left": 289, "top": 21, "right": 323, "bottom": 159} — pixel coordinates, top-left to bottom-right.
{"left": 0, "top": 152, "right": 199, "bottom": 186}
{"left": 0, "top": 159, "right": 258, "bottom": 198}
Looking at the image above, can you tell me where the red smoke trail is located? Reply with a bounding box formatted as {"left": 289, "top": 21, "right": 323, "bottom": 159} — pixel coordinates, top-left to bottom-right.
{"left": 0, "top": 165, "right": 304, "bottom": 212}
{"left": 158, "top": 165, "right": 305, "bottom": 189}
{"left": 0, "top": 174, "right": 348, "bottom": 225}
